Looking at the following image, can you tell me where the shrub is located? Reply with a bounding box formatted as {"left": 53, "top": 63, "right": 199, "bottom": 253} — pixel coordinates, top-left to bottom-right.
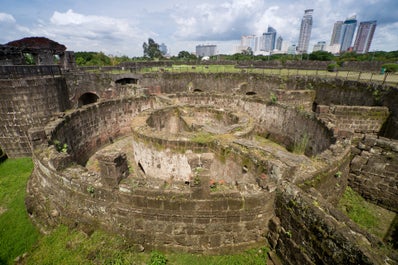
{"left": 327, "top": 63, "right": 338, "bottom": 72}
{"left": 381, "top": 63, "right": 398, "bottom": 73}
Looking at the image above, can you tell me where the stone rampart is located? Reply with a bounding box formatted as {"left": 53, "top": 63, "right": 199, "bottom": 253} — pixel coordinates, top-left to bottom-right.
{"left": 268, "top": 182, "right": 391, "bottom": 265}
{"left": 27, "top": 146, "right": 274, "bottom": 254}
{"left": 316, "top": 105, "right": 389, "bottom": 136}
{"left": 26, "top": 92, "right": 355, "bottom": 254}
{"left": 0, "top": 65, "right": 61, "bottom": 79}
{"left": 63, "top": 71, "right": 142, "bottom": 107}
{"left": 0, "top": 76, "right": 69, "bottom": 157}
{"left": 46, "top": 97, "right": 155, "bottom": 165}
{"left": 350, "top": 135, "right": 398, "bottom": 212}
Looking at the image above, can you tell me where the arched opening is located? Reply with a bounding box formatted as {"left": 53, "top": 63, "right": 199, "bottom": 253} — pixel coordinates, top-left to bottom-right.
{"left": 246, "top": 91, "right": 257, "bottom": 96}
{"left": 115, "top": 78, "right": 138, "bottom": 85}
{"left": 193, "top": 89, "right": 203, "bottom": 93}
{"left": 78, "top": 92, "right": 99, "bottom": 107}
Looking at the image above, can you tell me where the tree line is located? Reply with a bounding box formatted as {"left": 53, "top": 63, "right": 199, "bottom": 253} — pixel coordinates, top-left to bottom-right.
{"left": 74, "top": 38, "right": 398, "bottom": 68}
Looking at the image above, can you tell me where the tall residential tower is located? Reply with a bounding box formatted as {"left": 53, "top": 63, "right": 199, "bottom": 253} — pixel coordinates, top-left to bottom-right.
{"left": 353, "top": 20, "right": 377, "bottom": 54}
{"left": 263, "top": 26, "right": 277, "bottom": 52}
{"left": 339, "top": 15, "right": 357, "bottom": 52}
{"left": 297, "top": 9, "right": 314, "bottom": 54}
{"left": 330, "top": 21, "right": 343, "bottom": 45}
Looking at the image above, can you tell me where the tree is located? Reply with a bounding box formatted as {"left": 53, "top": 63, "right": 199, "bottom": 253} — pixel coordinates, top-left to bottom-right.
{"left": 309, "top": 50, "right": 334, "bottom": 61}
{"left": 143, "top": 38, "right": 163, "bottom": 59}
{"left": 177, "top": 51, "right": 197, "bottom": 60}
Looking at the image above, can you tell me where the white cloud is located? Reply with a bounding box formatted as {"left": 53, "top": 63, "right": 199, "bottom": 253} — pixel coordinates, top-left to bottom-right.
{"left": 0, "top": 12, "right": 16, "bottom": 23}
{"left": 28, "top": 9, "right": 148, "bottom": 56}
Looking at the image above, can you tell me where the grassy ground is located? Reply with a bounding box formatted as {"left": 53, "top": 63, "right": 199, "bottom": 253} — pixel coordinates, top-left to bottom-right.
{"left": 0, "top": 157, "right": 39, "bottom": 264}
{"left": 338, "top": 186, "right": 396, "bottom": 239}
{"left": 137, "top": 64, "right": 398, "bottom": 85}
{"left": 0, "top": 158, "right": 268, "bottom": 264}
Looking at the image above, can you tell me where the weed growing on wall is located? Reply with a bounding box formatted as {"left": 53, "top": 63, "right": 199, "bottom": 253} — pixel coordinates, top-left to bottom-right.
{"left": 291, "top": 133, "right": 309, "bottom": 154}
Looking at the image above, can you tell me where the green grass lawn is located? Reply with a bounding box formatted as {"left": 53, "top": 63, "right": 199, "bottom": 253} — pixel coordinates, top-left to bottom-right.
{"left": 0, "top": 157, "right": 39, "bottom": 264}
{"left": 0, "top": 158, "right": 268, "bottom": 264}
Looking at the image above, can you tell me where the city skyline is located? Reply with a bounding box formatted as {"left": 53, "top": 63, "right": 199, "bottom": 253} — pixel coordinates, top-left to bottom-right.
{"left": 0, "top": 0, "right": 397, "bottom": 56}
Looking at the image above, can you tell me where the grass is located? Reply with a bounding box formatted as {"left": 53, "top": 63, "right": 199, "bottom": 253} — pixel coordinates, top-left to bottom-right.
{"left": 0, "top": 157, "right": 39, "bottom": 264}
{"left": 0, "top": 158, "right": 269, "bottom": 264}
{"left": 166, "top": 247, "right": 268, "bottom": 265}
{"left": 136, "top": 64, "right": 398, "bottom": 85}
{"left": 338, "top": 186, "right": 396, "bottom": 239}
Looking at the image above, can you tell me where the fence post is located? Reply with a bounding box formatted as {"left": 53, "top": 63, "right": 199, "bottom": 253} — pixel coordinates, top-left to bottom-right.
{"left": 382, "top": 72, "right": 388, "bottom": 85}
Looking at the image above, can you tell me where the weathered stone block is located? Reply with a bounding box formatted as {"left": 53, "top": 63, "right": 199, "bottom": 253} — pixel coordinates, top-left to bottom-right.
{"left": 96, "top": 150, "right": 128, "bottom": 187}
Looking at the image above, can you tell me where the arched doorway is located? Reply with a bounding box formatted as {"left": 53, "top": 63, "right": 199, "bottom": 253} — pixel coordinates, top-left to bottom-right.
{"left": 78, "top": 92, "right": 99, "bottom": 107}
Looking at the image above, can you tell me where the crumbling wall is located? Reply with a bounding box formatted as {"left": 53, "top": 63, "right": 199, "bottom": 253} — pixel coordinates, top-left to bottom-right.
{"left": 350, "top": 135, "right": 398, "bottom": 212}
{"left": 316, "top": 105, "right": 389, "bottom": 136}
{"left": 268, "top": 183, "right": 391, "bottom": 265}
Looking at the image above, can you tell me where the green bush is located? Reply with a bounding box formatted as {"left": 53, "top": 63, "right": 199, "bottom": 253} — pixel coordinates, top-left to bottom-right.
{"left": 327, "top": 63, "right": 338, "bottom": 72}
{"left": 381, "top": 63, "right": 398, "bottom": 73}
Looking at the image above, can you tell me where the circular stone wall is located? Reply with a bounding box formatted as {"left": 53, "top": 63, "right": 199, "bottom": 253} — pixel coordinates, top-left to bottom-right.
{"left": 27, "top": 93, "right": 346, "bottom": 254}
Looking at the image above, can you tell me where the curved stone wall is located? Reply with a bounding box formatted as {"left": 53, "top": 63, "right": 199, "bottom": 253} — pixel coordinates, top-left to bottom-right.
{"left": 27, "top": 92, "right": 350, "bottom": 254}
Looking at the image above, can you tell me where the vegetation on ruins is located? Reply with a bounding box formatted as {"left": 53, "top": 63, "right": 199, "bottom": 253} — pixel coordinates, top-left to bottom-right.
{"left": 338, "top": 186, "right": 396, "bottom": 241}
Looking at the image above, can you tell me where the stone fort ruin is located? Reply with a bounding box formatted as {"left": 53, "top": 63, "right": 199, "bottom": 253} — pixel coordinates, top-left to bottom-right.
{"left": 0, "top": 38, "right": 397, "bottom": 264}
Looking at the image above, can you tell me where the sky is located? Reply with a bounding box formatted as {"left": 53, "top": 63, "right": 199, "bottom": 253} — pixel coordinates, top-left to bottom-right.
{"left": 0, "top": 0, "right": 397, "bottom": 57}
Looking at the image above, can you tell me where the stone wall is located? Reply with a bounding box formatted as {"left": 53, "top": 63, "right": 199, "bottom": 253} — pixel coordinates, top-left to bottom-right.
{"left": 316, "top": 105, "right": 389, "bottom": 136}
{"left": 173, "top": 94, "right": 333, "bottom": 157}
{"left": 63, "top": 71, "right": 142, "bottom": 107}
{"left": 139, "top": 73, "right": 398, "bottom": 139}
{"left": 350, "top": 135, "right": 398, "bottom": 212}
{"left": 0, "top": 76, "right": 69, "bottom": 157}
{"left": 0, "top": 65, "right": 61, "bottom": 79}
{"left": 47, "top": 97, "right": 155, "bottom": 165}
{"left": 268, "top": 183, "right": 392, "bottom": 265}
{"left": 27, "top": 148, "right": 274, "bottom": 254}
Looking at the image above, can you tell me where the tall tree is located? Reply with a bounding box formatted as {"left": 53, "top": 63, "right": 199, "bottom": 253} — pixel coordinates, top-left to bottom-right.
{"left": 143, "top": 38, "right": 163, "bottom": 59}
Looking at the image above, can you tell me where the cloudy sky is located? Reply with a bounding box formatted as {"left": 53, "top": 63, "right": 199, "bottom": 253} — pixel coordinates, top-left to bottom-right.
{"left": 0, "top": 0, "right": 397, "bottom": 56}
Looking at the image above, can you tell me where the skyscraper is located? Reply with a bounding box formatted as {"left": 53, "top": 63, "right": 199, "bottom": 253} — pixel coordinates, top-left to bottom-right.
{"left": 276, "top": 36, "right": 283, "bottom": 51}
{"left": 339, "top": 15, "right": 357, "bottom": 52}
{"left": 353, "top": 20, "right": 377, "bottom": 54}
{"left": 239, "top": 35, "right": 256, "bottom": 52}
{"left": 297, "top": 9, "right": 314, "bottom": 54}
{"left": 263, "top": 26, "right": 277, "bottom": 52}
{"left": 330, "top": 21, "right": 343, "bottom": 45}
{"left": 196, "top": 45, "right": 217, "bottom": 57}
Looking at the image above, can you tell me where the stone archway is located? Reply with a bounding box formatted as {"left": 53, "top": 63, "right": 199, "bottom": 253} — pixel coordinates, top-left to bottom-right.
{"left": 78, "top": 92, "right": 99, "bottom": 107}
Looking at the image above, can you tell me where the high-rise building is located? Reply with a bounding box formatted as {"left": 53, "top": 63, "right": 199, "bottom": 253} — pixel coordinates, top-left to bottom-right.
{"left": 276, "top": 36, "right": 283, "bottom": 51}
{"left": 196, "top": 44, "right": 217, "bottom": 57}
{"left": 263, "top": 26, "right": 277, "bottom": 52}
{"left": 330, "top": 21, "right": 343, "bottom": 45}
{"left": 353, "top": 20, "right": 377, "bottom": 54}
{"left": 239, "top": 35, "right": 256, "bottom": 52}
{"left": 339, "top": 15, "right": 357, "bottom": 52}
{"left": 313, "top": 41, "right": 327, "bottom": 52}
{"left": 297, "top": 9, "right": 314, "bottom": 54}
